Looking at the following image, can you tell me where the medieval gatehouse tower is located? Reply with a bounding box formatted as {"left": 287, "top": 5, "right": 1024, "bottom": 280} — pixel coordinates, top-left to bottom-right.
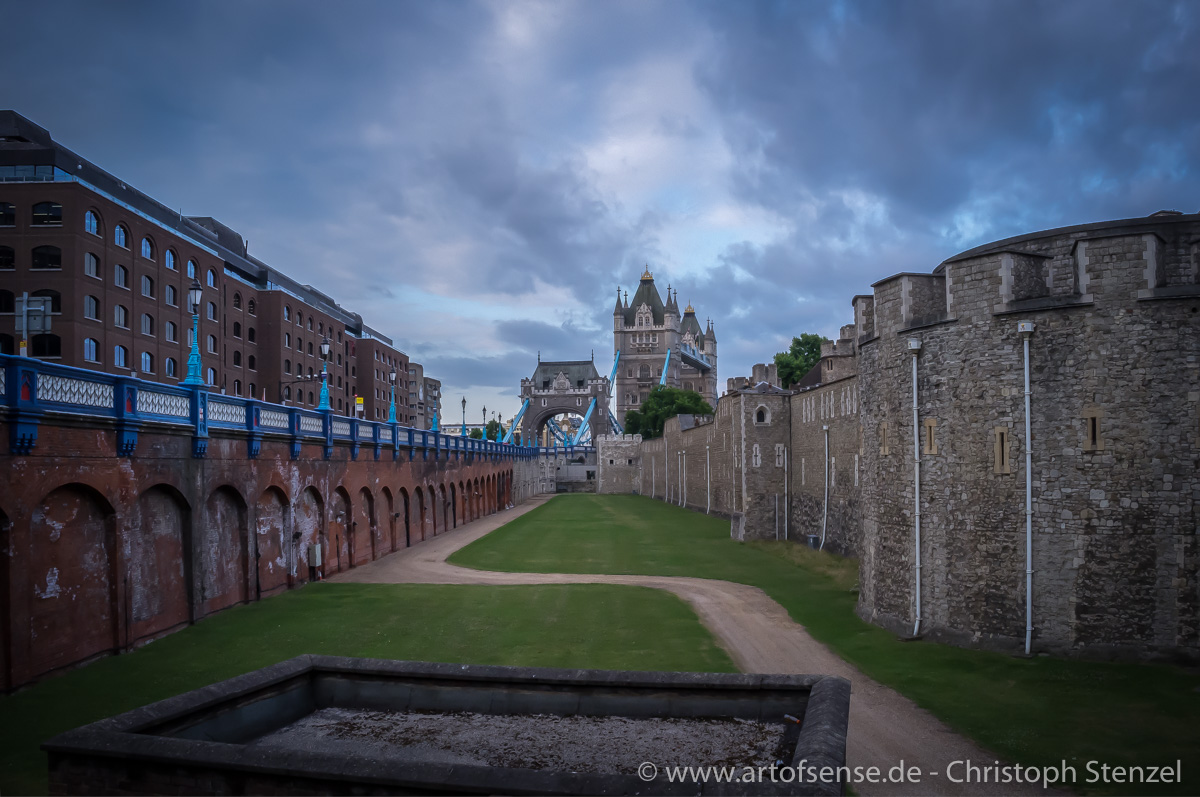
{"left": 613, "top": 268, "right": 718, "bottom": 426}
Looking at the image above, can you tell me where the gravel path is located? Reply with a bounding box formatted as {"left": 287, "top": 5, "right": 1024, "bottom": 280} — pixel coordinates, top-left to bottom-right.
{"left": 331, "top": 496, "right": 1042, "bottom": 796}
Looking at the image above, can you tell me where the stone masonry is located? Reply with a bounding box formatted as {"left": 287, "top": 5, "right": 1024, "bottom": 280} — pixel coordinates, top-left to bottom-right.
{"left": 599, "top": 210, "right": 1200, "bottom": 660}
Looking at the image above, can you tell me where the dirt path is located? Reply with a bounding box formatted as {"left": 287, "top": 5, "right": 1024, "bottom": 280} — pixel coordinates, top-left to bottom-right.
{"left": 332, "top": 496, "right": 1041, "bottom": 796}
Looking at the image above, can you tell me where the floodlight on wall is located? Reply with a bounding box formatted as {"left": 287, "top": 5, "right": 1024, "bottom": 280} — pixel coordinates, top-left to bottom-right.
{"left": 907, "top": 338, "right": 922, "bottom": 352}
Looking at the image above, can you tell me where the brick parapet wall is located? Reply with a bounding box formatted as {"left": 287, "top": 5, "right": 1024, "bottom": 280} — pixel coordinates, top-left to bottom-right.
{"left": 0, "top": 416, "right": 536, "bottom": 691}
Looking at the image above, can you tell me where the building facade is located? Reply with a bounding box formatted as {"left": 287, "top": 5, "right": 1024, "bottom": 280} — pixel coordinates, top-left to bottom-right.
{"left": 612, "top": 268, "right": 717, "bottom": 426}
{"left": 600, "top": 210, "right": 1200, "bottom": 660}
{"left": 0, "top": 111, "right": 434, "bottom": 420}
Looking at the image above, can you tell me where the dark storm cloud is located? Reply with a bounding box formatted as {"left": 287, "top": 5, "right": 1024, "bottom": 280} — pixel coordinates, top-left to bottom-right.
{"left": 5, "top": 0, "right": 1196, "bottom": 400}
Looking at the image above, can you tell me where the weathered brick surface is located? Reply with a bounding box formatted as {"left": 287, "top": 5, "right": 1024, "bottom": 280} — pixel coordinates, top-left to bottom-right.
{"left": 0, "top": 420, "right": 536, "bottom": 691}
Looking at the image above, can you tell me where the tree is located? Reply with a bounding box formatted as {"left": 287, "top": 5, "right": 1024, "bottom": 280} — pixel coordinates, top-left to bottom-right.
{"left": 774, "top": 333, "right": 827, "bottom": 388}
{"left": 485, "top": 419, "right": 505, "bottom": 440}
{"left": 468, "top": 428, "right": 483, "bottom": 439}
{"left": 623, "top": 385, "right": 714, "bottom": 440}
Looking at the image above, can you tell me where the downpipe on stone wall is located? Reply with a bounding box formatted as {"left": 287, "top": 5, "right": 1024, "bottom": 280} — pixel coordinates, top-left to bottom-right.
{"left": 783, "top": 447, "right": 788, "bottom": 540}
{"left": 683, "top": 450, "right": 687, "bottom": 508}
{"left": 706, "top": 445, "right": 711, "bottom": 514}
{"left": 820, "top": 426, "right": 829, "bottom": 550}
{"left": 1020, "top": 321, "right": 1036, "bottom": 655}
{"left": 908, "top": 338, "right": 922, "bottom": 638}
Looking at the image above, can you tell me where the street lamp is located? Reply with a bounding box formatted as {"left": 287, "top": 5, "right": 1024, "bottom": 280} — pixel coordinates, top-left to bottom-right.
{"left": 317, "top": 334, "right": 331, "bottom": 410}
{"left": 461, "top": 396, "right": 467, "bottom": 436}
{"left": 182, "top": 278, "right": 204, "bottom": 386}
{"left": 497, "top": 413, "right": 504, "bottom": 443}
{"left": 387, "top": 367, "right": 397, "bottom": 423}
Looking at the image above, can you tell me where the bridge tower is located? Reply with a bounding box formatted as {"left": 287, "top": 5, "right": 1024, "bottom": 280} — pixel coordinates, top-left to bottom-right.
{"left": 613, "top": 268, "right": 717, "bottom": 426}
{"left": 519, "top": 359, "right": 611, "bottom": 445}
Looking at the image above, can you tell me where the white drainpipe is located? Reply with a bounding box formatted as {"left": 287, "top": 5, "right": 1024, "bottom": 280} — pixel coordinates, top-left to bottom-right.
{"left": 706, "top": 445, "right": 711, "bottom": 514}
{"left": 783, "top": 447, "right": 788, "bottom": 540}
{"left": 682, "top": 450, "right": 687, "bottom": 507}
{"left": 1020, "top": 321, "right": 1036, "bottom": 655}
{"left": 820, "top": 427, "right": 829, "bottom": 550}
{"left": 908, "top": 338, "right": 922, "bottom": 637}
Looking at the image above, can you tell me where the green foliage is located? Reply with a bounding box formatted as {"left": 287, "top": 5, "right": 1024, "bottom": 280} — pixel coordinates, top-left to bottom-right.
{"left": 485, "top": 419, "right": 506, "bottom": 440}
{"left": 0, "top": 582, "right": 734, "bottom": 795}
{"left": 454, "top": 495, "right": 1200, "bottom": 796}
{"left": 622, "top": 385, "right": 713, "bottom": 440}
{"left": 774, "top": 332, "right": 827, "bottom": 388}
{"left": 468, "top": 428, "right": 483, "bottom": 439}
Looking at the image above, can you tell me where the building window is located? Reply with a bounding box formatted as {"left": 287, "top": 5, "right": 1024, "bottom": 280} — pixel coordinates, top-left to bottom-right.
{"left": 248, "top": 355, "right": 256, "bottom": 370}
{"left": 206, "top": 367, "right": 216, "bottom": 386}
{"left": 751, "top": 444, "right": 761, "bottom": 468}
{"left": 141, "top": 275, "right": 154, "bottom": 298}
{"left": 247, "top": 326, "right": 255, "bottom": 343}
{"left": 31, "top": 202, "right": 62, "bottom": 226}
{"left": 233, "top": 292, "right": 242, "bottom": 309}
{"left": 233, "top": 379, "right": 242, "bottom": 396}
{"left": 83, "top": 337, "right": 99, "bottom": 362}
{"left": 247, "top": 299, "right": 256, "bottom": 315}
{"left": 85, "top": 210, "right": 100, "bottom": 236}
{"left": 284, "top": 358, "right": 291, "bottom": 373}
{"left": 141, "top": 313, "right": 154, "bottom": 336}
{"left": 165, "top": 284, "right": 177, "bottom": 306}
{"left": 31, "top": 245, "right": 62, "bottom": 270}
{"left": 775, "top": 444, "right": 784, "bottom": 467}
{"left": 0, "top": 202, "right": 14, "bottom": 226}
{"left": 187, "top": 259, "right": 196, "bottom": 278}
{"left": 297, "top": 337, "right": 303, "bottom": 351}
{"left": 114, "top": 304, "right": 129, "bottom": 328}
{"left": 115, "top": 224, "right": 129, "bottom": 248}
{"left": 232, "top": 321, "right": 242, "bottom": 338}
{"left": 879, "top": 421, "right": 890, "bottom": 455}
{"left": 115, "top": 264, "right": 128, "bottom": 288}
{"left": 994, "top": 427, "right": 1011, "bottom": 474}
{"left": 754, "top": 405, "right": 770, "bottom": 425}
{"left": 140, "top": 237, "right": 155, "bottom": 260}
{"left": 307, "top": 317, "right": 313, "bottom": 331}
{"left": 0, "top": 290, "right": 14, "bottom": 313}
{"left": 308, "top": 342, "right": 313, "bottom": 356}
{"left": 0, "top": 246, "right": 13, "bottom": 269}
{"left": 206, "top": 268, "right": 216, "bottom": 287}
{"left": 84, "top": 295, "right": 100, "bottom": 320}
{"left": 923, "top": 418, "right": 938, "bottom": 455}
{"left": 233, "top": 351, "right": 242, "bottom": 367}
{"left": 207, "top": 334, "right": 217, "bottom": 353}
{"left": 29, "top": 333, "right": 61, "bottom": 358}
{"left": 207, "top": 301, "right": 217, "bottom": 321}
{"left": 285, "top": 333, "right": 291, "bottom": 348}
{"left": 141, "top": 351, "right": 154, "bottom": 373}
{"left": 165, "top": 320, "right": 177, "bottom": 342}
{"left": 165, "top": 357, "right": 177, "bottom": 377}
{"left": 114, "top": 345, "right": 129, "bottom": 368}
{"left": 1082, "top": 409, "right": 1104, "bottom": 452}
{"left": 284, "top": 305, "right": 291, "bottom": 321}
{"left": 284, "top": 387, "right": 292, "bottom": 400}
{"left": 165, "top": 249, "right": 176, "bottom": 270}
{"left": 84, "top": 252, "right": 99, "bottom": 278}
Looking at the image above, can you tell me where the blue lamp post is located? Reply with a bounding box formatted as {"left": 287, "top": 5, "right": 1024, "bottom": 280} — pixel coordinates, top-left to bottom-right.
{"left": 182, "top": 278, "right": 205, "bottom": 386}
{"left": 317, "top": 334, "right": 331, "bottom": 411}
{"left": 461, "top": 395, "right": 467, "bottom": 436}
{"left": 387, "top": 366, "right": 397, "bottom": 423}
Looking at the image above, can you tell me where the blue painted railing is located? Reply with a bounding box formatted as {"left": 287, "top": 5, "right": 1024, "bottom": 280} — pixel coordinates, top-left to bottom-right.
{"left": 0, "top": 354, "right": 594, "bottom": 461}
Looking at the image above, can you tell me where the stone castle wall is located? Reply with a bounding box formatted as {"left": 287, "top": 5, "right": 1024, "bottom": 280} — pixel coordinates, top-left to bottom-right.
{"left": 611, "top": 211, "right": 1200, "bottom": 659}
{"left": 596, "top": 434, "right": 644, "bottom": 494}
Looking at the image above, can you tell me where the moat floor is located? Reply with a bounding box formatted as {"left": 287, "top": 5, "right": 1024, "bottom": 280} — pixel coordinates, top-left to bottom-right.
{"left": 331, "top": 496, "right": 1042, "bottom": 797}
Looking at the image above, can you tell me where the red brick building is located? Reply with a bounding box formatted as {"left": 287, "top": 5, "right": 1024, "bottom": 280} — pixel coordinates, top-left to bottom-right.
{"left": 0, "top": 111, "right": 433, "bottom": 424}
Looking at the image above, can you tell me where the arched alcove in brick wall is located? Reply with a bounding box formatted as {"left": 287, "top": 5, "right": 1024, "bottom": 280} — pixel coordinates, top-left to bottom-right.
{"left": 29, "top": 484, "right": 116, "bottom": 677}
{"left": 201, "top": 486, "right": 248, "bottom": 616}
{"left": 256, "top": 487, "right": 289, "bottom": 598}
{"left": 355, "top": 488, "right": 375, "bottom": 567}
{"left": 330, "top": 488, "right": 351, "bottom": 572}
{"left": 294, "top": 487, "right": 322, "bottom": 582}
{"left": 130, "top": 485, "right": 191, "bottom": 644}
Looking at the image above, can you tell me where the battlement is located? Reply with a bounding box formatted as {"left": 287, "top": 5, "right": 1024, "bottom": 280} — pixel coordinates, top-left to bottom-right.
{"left": 594, "top": 433, "right": 643, "bottom": 443}
{"left": 864, "top": 211, "right": 1200, "bottom": 339}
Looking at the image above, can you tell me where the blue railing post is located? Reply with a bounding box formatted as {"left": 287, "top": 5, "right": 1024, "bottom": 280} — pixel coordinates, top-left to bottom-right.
{"left": 190, "top": 385, "right": 208, "bottom": 458}
{"left": 390, "top": 421, "right": 400, "bottom": 461}
{"left": 349, "top": 418, "right": 361, "bottom": 461}
{"left": 112, "top": 376, "right": 141, "bottom": 457}
{"left": 322, "top": 408, "right": 334, "bottom": 460}
{"left": 246, "top": 402, "right": 262, "bottom": 459}
{"left": 7, "top": 359, "right": 41, "bottom": 454}
{"left": 408, "top": 428, "right": 415, "bottom": 461}
{"left": 288, "top": 408, "right": 303, "bottom": 459}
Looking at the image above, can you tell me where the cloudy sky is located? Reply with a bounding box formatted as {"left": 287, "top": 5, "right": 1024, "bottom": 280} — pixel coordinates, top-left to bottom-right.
{"left": 8, "top": 0, "right": 1198, "bottom": 420}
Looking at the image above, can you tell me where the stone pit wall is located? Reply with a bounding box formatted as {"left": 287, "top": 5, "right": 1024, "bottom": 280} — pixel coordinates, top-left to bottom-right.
{"left": 859, "top": 216, "right": 1200, "bottom": 657}
{"left": 595, "top": 434, "right": 644, "bottom": 494}
{"left": 787, "top": 378, "right": 862, "bottom": 555}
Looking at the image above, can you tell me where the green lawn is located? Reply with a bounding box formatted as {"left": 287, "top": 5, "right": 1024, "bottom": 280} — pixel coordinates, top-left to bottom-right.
{"left": 451, "top": 494, "right": 1200, "bottom": 796}
{"left": 0, "top": 581, "right": 734, "bottom": 795}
